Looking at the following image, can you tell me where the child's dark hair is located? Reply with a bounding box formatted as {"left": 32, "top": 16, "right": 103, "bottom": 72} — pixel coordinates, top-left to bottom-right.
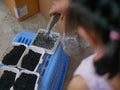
{"left": 65, "top": 0, "right": 120, "bottom": 79}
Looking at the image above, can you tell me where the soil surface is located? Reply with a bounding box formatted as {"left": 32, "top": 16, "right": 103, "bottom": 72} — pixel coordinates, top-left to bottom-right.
{"left": 0, "top": 70, "right": 16, "bottom": 90}
{"left": 21, "top": 50, "right": 41, "bottom": 71}
{"left": 13, "top": 73, "right": 37, "bottom": 90}
{"left": 33, "top": 31, "right": 58, "bottom": 50}
{"left": 2, "top": 45, "right": 26, "bottom": 65}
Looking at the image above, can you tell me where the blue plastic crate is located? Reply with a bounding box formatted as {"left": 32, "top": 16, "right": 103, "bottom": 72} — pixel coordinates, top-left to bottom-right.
{"left": 12, "top": 31, "right": 36, "bottom": 45}
{"left": 37, "top": 44, "right": 69, "bottom": 90}
{"left": 0, "top": 64, "right": 4, "bottom": 68}
{"left": 12, "top": 31, "right": 69, "bottom": 90}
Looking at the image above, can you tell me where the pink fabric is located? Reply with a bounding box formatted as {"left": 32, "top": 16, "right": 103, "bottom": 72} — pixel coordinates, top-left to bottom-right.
{"left": 74, "top": 54, "right": 113, "bottom": 90}
{"left": 110, "top": 31, "right": 120, "bottom": 40}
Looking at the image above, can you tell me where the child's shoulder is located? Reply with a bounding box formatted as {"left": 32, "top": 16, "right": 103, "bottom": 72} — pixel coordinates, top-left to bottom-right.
{"left": 74, "top": 53, "right": 97, "bottom": 76}
{"left": 81, "top": 53, "right": 97, "bottom": 65}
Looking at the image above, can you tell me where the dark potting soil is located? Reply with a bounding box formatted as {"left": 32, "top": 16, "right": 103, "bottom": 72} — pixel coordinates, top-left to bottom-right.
{"left": 13, "top": 73, "right": 37, "bottom": 90}
{"left": 2, "top": 45, "right": 26, "bottom": 65}
{"left": 21, "top": 50, "right": 41, "bottom": 71}
{"left": 0, "top": 70, "right": 16, "bottom": 90}
{"left": 33, "top": 32, "right": 58, "bottom": 50}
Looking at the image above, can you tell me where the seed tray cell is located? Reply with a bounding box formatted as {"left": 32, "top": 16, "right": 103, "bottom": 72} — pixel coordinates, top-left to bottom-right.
{"left": 1, "top": 42, "right": 27, "bottom": 66}
{"left": 32, "top": 29, "right": 62, "bottom": 55}
{"left": 0, "top": 66, "right": 19, "bottom": 90}
{"left": 17, "top": 45, "right": 45, "bottom": 71}
{"left": 10, "top": 70, "right": 40, "bottom": 90}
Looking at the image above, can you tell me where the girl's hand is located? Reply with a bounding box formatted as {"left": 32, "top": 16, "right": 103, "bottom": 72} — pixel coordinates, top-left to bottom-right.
{"left": 49, "top": 0, "right": 70, "bottom": 20}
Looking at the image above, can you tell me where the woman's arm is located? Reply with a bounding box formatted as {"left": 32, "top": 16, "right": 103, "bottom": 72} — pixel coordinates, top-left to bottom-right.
{"left": 68, "top": 76, "right": 89, "bottom": 90}
{"left": 49, "top": 0, "right": 70, "bottom": 20}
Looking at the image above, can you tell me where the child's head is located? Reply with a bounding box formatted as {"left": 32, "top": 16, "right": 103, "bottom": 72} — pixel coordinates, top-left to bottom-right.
{"left": 65, "top": 0, "right": 120, "bottom": 79}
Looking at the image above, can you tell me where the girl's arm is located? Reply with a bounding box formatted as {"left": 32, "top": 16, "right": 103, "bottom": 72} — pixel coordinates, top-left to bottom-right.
{"left": 68, "top": 76, "right": 89, "bottom": 90}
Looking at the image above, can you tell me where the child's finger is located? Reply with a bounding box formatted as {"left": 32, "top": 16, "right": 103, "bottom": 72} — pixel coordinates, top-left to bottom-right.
{"left": 49, "top": 4, "right": 58, "bottom": 16}
{"left": 49, "top": 9, "right": 56, "bottom": 16}
{"left": 60, "top": 15, "right": 64, "bottom": 21}
{"left": 49, "top": 1, "right": 60, "bottom": 15}
{"left": 49, "top": 6, "right": 55, "bottom": 16}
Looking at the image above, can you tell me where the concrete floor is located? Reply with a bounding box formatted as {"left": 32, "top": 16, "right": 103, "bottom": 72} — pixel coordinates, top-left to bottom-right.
{"left": 0, "top": 0, "right": 93, "bottom": 89}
